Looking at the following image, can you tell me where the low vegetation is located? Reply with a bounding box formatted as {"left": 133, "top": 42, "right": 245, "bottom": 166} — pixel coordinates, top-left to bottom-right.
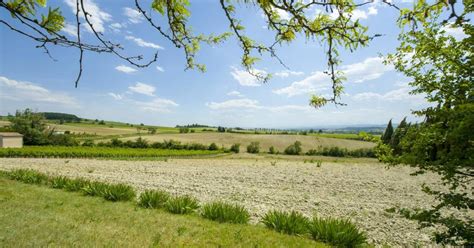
{"left": 201, "top": 201, "right": 250, "bottom": 224}
{"left": 306, "top": 146, "right": 375, "bottom": 158}
{"left": 261, "top": 210, "right": 309, "bottom": 235}
{"left": 164, "top": 195, "right": 200, "bottom": 214}
{"left": 230, "top": 143, "right": 240, "bottom": 153}
{"left": 138, "top": 189, "right": 171, "bottom": 209}
{"left": 307, "top": 217, "right": 367, "bottom": 247}
{"left": 284, "top": 141, "right": 303, "bottom": 155}
{"left": 0, "top": 146, "right": 222, "bottom": 159}
{"left": 247, "top": 141, "right": 260, "bottom": 154}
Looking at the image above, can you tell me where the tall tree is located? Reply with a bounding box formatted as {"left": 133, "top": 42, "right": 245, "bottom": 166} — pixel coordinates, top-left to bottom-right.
{"left": 381, "top": 119, "right": 393, "bottom": 145}
{"left": 10, "top": 109, "right": 48, "bottom": 145}
{"left": 390, "top": 117, "right": 407, "bottom": 155}
{"left": 377, "top": 1, "right": 474, "bottom": 244}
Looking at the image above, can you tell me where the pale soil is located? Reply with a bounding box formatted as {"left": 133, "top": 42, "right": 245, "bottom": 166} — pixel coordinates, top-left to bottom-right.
{"left": 120, "top": 132, "right": 375, "bottom": 152}
{"left": 0, "top": 157, "right": 451, "bottom": 247}
{"left": 49, "top": 124, "right": 138, "bottom": 135}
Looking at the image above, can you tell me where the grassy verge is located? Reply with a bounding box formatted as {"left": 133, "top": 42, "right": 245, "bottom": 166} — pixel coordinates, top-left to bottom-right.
{"left": 0, "top": 146, "right": 223, "bottom": 159}
{"left": 0, "top": 177, "right": 324, "bottom": 247}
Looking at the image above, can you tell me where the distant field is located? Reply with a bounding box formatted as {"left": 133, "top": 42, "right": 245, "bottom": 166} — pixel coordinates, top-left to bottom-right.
{"left": 120, "top": 133, "right": 375, "bottom": 152}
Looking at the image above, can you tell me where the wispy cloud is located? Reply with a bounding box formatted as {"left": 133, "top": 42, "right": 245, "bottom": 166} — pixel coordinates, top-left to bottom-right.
{"left": 115, "top": 65, "right": 137, "bottom": 74}
{"left": 206, "top": 98, "right": 311, "bottom": 113}
{"left": 227, "top": 90, "right": 244, "bottom": 97}
{"left": 107, "top": 92, "right": 123, "bottom": 100}
{"left": 274, "top": 56, "right": 393, "bottom": 97}
{"left": 274, "top": 70, "right": 304, "bottom": 78}
{"left": 64, "top": 0, "right": 112, "bottom": 33}
{"left": 125, "top": 35, "right": 164, "bottom": 50}
{"left": 0, "top": 76, "right": 77, "bottom": 105}
{"left": 156, "top": 66, "right": 165, "bottom": 72}
{"left": 134, "top": 98, "right": 179, "bottom": 113}
{"left": 230, "top": 67, "right": 267, "bottom": 87}
{"left": 123, "top": 7, "right": 144, "bottom": 24}
{"left": 128, "top": 82, "right": 156, "bottom": 96}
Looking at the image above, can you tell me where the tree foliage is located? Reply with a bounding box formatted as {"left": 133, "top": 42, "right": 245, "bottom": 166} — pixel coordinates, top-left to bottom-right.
{"left": 381, "top": 119, "right": 393, "bottom": 144}
{"left": 376, "top": 0, "right": 473, "bottom": 244}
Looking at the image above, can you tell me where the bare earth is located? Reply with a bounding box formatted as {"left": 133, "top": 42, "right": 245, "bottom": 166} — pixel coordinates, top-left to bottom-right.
{"left": 0, "top": 157, "right": 442, "bottom": 247}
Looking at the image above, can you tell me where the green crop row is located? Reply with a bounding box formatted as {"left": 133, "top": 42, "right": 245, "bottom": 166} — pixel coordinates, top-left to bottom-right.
{"left": 0, "top": 146, "right": 222, "bottom": 159}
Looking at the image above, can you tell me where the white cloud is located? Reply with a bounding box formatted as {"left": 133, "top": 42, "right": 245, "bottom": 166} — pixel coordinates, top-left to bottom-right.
{"left": 115, "top": 65, "right": 137, "bottom": 74}
{"left": 227, "top": 90, "right": 244, "bottom": 97}
{"left": 276, "top": 8, "right": 291, "bottom": 20}
{"left": 0, "top": 76, "right": 76, "bottom": 105}
{"left": 274, "top": 70, "right": 305, "bottom": 78}
{"left": 342, "top": 57, "right": 393, "bottom": 83}
{"left": 123, "top": 7, "right": 144, "bottom": 24}
{"left": 352, "top": 85, "right": 425, "bottom": 103}
{"left": 441, "top": 24, "right": 468, "bottom": 40}
{"left": 108, "top": 92, "right": 123, "bottom": 100}
{"left": 109, "top": 22, "right": 124, "bottom": 32}
{"left": 273, "top": 71, "right": 330, "bottom": 97}
{"left": 64, "top": 0, "right": 112, "bottom": 33}
{"left": 134, "top": 98, "right": 178, "bottom": 113}
{"left": 128, "top": 82, "right": 156, "bottom": 96}
{"left": 62, "top": 23, "right": 77, "bottom": 37}
{"left": 207, "top": 98, "right": 261, "bottom": 110}
{"left": 230, "top": 67, "right": 267, "bottom": 87}
{"left": 274, "top": 56, "right": 393, "bottom": 97}
{"left": 329, "top": 5, "right": 378, "bottom": 20}
{"left": 206, "top": 98, "right": 312, "bottom": 113}
{"left": 156, "top": 66, "right": 164, "bottom": 72}
{"left": 125, "top": 36, "right": 164, "bottom": 50}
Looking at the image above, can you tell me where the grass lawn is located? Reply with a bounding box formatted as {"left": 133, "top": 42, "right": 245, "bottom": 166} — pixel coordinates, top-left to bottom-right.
{"left": 0, "top": 178, "right": 325, "bottom": 247}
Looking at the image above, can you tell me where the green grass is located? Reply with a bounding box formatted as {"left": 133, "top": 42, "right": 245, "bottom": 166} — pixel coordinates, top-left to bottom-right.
{"left": 0, "top": 146, "right": 223, "bottom": 159}
{"left": 261, "top": 210, "right": 310, "bottom": 236}
{"left": 7, "top": 169, "right": 48, "bottom": 184}
{"left": 165, "top": 195, "right": 200, "bottom": 214}
{"left": 0, "top": 178, "right": 326, "bottom": 247}
{"left": 307, "top": 217, "right": 367, "bottom": 247}
{"left": 201, "top": 201, "right": 250, "bottom": 224}
{"left": 138, "top": 189, "right": 171, "bottom": 209}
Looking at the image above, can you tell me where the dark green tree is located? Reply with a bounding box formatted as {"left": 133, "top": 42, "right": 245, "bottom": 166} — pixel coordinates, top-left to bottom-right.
{"left": 381, "top": 119, "right": 393, "bottom": 145}
{"left": 390, "top": 117, "right": 408, "bottom": 155}
{"left": 9, "top": 109, "right": 48, "bottom": 145}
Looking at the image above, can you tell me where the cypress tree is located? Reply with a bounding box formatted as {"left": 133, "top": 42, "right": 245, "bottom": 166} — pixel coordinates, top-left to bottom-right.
{"left": 390, "top": 117, "right": 408, "bottom": 154}
{"left": 381, "top": 119, "right": 393, "bottom": 144}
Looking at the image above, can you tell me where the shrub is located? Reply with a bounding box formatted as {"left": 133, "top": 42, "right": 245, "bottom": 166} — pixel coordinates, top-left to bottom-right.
{"left": 284, "top": 141, "right": 302, "bottom": 155}
{"left": 81, "top": 139, "right": 95, "bottom": 147}
{"left": 261, "top": 210, "right": 309, "bottom": 235}
{"left": 8, "top": 169, "right": 47, "bottom": 184}
{"left": 165, "top": 195, "right": 200, "bottom": 214}
{"left": 246, "top": 142, "right": 260, "bottom": 154}
{"left": 307, "top": 217, "right": 367, "bottom": 247}
{"left": 268, "top": 146, "right": 277, "bottom": 154}
{"left": 201, "top": 201, "right": 250, "bottom": 224}
{"left": 49, "top": 176, "right": 69, "bottom": 189}
{"left": 81, "top": 181, "right": 108, "bottom": 197}
{"left": 64, "top": 178, "right": 90, "bottom": 192}
{"left": 208, "top": 142, "right": 219, "bottom": 151}
{"left": 102, "top": 183, "right": 136, "bottom": 202}
{"left": 138, "top": 189, "right": 170, "bottom": 209}
{"left": 230, "top": 143, "right": 240, "bottom": 153}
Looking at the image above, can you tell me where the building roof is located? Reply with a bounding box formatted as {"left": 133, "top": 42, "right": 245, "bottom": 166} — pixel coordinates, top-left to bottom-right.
{"left": 0, "top": 132, "right": 23, "bottom": 137}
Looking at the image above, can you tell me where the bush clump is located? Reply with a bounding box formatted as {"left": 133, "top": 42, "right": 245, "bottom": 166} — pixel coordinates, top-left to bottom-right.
{"left": 165, "top": 195, "right": 200, "bottom": 214}
{"left": 102, "top": 183, "right": 136, "bottom": 202}
{"left": 246, "top": 142, "right": 260, "bottom": 154}
{"left": 230, "top": 143, "right": 240, "bottom": 153}
{"left": 307, "top": 217, "right": 367, "bottom": 247}
{"left": 8, "top": 169, "right": 47, "bottom": 184}
{"left": 208, "top": 142, "right": 219, "bottom": 151}
{"left": 201, "top": 201, "right": 250, "bottom": 224}
{"left": 261, "top": 210, "right": 309, "bottom": 235}
{"left": 268, "top": 146, "right": 277, "bottom": 154}
{"left": 138, "top": 189, "right": 170, "bottom": 209}
{"left": 284, "top": 141, "right": 302, "bottom": 155}
{"left": 64, "top": 178, "right": 90, "bottom": 192}
{"left": 49, "top": 176, "right": 69, "bottom": 189}
{"left": 81, "top": 181, "right": 109, "bottom": 197}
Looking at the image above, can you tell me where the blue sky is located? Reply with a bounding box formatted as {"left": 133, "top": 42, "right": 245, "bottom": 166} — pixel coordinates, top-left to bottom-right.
{"left": 1, "top": 0, "right": 461, "bottom": 128}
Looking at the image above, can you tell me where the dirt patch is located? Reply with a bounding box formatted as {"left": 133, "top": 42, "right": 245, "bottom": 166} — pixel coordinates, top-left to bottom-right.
{"left": 0, "top": 157, "right": 443, "bottom": 246}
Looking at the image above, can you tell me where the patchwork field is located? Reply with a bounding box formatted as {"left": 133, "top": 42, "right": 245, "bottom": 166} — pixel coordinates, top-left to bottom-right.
{"left": 0, "top": 157, "right": 442, "bottom": 247}
{"left": 119, "top": 133, "right": 375, "bottom": 152}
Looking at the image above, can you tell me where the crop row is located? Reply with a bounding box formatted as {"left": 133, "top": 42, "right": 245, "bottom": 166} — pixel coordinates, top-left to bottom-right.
{"left": 0, "top": 146, "right": 222, "bottom": 158}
